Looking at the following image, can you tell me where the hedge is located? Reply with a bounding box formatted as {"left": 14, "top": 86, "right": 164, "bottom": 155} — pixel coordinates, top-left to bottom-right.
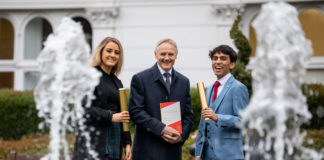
{"left": 190, "top": 88, "right": 201, "bottom": 131}
{"left": 0, "top": 89, "right": 42, "bottom": 140}
{"left": 0, "top": 84, "right": 323, "bottom": 140}
{"left": 302, "top": 84, "right": 324, "bottom": 129}
{"left": 230, "top": 9, "right": 253, "bottom": 96}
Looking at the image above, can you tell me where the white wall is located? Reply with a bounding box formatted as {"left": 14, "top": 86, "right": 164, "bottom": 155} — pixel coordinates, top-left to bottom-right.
{"left": 114, "top": 2, "right": 237, "bottom": 88}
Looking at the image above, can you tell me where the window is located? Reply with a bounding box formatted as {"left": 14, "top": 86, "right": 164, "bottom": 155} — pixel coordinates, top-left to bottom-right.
{"left": 299, "top": 9, "right": 324, "bottom": 57}
{"left": 24, "top": 71, "right": 40, "bottom": 90}
{"left": 248, "top": 15, "right": 257, "bottom": 57}
{"left": 249, "top": 9, "right": 324, "bottom": 57}
{"left": 24, "top": 18, "right": 52, "bottom": 60}
{"left": 0, "top": 72, "right": 14, "bottom": 89}
{"left": 72, "top": 17, "right": 92, "bottom": 50}
{"left": 0, "top": 18, "right": 14, "bottom": 60}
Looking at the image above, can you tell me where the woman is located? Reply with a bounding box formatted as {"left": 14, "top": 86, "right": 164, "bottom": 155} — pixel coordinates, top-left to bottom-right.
{"left": 73, "top": 37, "right": 132, "bottom": 160}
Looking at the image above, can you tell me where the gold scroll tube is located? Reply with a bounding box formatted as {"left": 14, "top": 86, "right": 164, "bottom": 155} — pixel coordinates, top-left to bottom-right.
{"left": 197, "top": 82, "right": 210, "bottom": 122}
{"left": 119, "top": 88, "right": 130, "bottom": 131}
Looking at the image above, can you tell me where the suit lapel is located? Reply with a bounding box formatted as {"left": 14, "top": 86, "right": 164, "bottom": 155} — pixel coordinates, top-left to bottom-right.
{"left": 171, "top": 69, "right": 178, "bottom": 86}
{"left": 213, "top": 75, "right": 235, "bottom": 112}
{"left": 206, "top": 86, "right": 213, "bottom": 106}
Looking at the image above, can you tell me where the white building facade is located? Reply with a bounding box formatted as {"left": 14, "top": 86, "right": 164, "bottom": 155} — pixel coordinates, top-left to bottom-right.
{"left": 0, "top": 0, "right": 323, "bottom": 90}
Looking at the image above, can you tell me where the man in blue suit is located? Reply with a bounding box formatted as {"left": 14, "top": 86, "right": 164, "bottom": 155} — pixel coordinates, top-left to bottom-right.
{"left": 195, "top": 45, "right": 249, "bottom": 160}
{"left": 129, "top": 38, "right": 194, "bottom": 160}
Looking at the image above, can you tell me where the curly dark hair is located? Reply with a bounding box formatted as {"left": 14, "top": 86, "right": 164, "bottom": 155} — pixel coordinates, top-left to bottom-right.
{"left": 209, "top": 45, "right": 237, "bottom": 63}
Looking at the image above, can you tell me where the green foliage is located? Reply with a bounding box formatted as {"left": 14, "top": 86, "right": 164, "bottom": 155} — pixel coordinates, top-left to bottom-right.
{"left": 0, "top": 134, "right": 75, "bottom": 159}
{"left": 303, "top": 130, "right": 324, "bottom": 151}
{"left": 230, "top": 9, "right": 253, "bottom": 96}
{"left": 182, "top": 131, "right": 197, "bottom": 160}
{"left": 190, "top": 88, "right": 201, "bottom": 131}
{"left": 302, "top": 84, "right": 324, "bottom": 129}
{"left": 230, "top": 9, "right": 251, "bottom": 66}
{"left": 0, "top": 89, "right": 43, "bottom": 140}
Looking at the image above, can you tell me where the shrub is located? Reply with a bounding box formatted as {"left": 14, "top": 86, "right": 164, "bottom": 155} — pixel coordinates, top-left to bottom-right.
{"left": 0, "top": 89, "right": 42, "bottom": 140}
{"left": 230, "top": 9, "right": 253, "bottom": 96}
{"left": 303, "top": 129, "right": 324, "bottom": 151}
{"left": 190, "top": 88, "right": 201, "bottom": 131}
{"left": 302, "top": 84, "right": 324, "bottom": 129}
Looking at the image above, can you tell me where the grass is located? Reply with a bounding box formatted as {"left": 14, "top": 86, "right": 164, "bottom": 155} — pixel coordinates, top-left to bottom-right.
{"left": 0, "top": 134, "right": 75, "bottom": 160}
{"left": 1, "top": 130, "right": 323, "bottom": 160}
{"left": 303, "top": 129, "right": 324, "bottom": 151}
{"left": 182, "top": 131, "right": 196, "bottom": 160}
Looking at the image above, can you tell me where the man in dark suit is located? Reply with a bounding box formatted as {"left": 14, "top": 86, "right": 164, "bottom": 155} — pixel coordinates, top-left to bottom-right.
{"left": 129, "top": 38, "right": 194, "bottom": 160}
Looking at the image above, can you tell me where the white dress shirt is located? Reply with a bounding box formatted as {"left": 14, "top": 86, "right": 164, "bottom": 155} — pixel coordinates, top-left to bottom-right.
{"left": 157, "top": 63, "right": 172, "bottom": 83}
{"left": 215, "top": 73, "right": 232, "bottom": 97}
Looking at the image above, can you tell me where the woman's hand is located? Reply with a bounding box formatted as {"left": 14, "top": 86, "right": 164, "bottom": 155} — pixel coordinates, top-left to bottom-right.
{"left": 112, "top": 111, "right": 130, "bottom": 123}
{"left": 123, "top": 144, "right": 132, "bottom": 160}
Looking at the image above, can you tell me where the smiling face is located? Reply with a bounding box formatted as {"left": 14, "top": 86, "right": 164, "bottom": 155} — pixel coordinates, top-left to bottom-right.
{"left": 211, "top": 52, "right": 236, "bottom": 79}
{"left": 155, "top": 42, "right": 178, "bottom": 72}
{"left": 100, "top": 42, "right": 120, "bottom": 73}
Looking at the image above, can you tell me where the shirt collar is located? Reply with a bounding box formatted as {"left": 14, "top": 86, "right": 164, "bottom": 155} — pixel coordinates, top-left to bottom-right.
{"left": 157, "top": 63, "right": 172, "bottom": 76}
{"left": 217, "top": 73, "right": 231, "bottom": 86}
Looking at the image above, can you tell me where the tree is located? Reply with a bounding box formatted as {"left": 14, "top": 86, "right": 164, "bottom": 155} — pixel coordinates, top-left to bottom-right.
{"left": 230, "top": 9, "right": 253, "bottom": 96}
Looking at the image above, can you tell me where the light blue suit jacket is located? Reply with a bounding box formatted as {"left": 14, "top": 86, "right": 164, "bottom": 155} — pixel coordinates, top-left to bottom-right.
{"left": 195, "top": 75, "right": 249, "bottom": 160}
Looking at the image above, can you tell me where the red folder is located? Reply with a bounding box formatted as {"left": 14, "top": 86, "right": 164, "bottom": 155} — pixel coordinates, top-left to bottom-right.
{"left": 160, "top": 101, "right": 182, "bottom": 133}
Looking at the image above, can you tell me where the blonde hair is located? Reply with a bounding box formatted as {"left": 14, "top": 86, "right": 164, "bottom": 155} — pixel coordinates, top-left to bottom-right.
{"left": 91, "top": 37, "right": 124, "bottom": 75}
{"left": 155, "top": 38, "right": 178, "bottom": 53}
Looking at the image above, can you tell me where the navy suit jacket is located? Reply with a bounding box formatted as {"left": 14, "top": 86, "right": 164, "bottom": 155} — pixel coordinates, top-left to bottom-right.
{"left": 195, "top": 75, "right": 249, "bottom": 160}
{"left": 129, "top": 63, "right": 194, "bottom": 160}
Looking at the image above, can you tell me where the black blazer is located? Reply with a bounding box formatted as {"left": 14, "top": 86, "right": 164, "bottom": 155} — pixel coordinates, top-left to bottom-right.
{"left": 73, "top": 66, "right": 131, "bottom": 160}
{"left": 129, "top": 63, "right": 194, "bottom": 160}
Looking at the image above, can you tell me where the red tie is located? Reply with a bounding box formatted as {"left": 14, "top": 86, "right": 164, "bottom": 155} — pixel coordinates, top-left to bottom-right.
{"left": 212, "top": 81, "right": 221, "bottom": 102}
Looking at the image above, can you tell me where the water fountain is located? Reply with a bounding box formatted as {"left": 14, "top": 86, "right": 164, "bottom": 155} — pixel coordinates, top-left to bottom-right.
{"left": 34, "top": 18, "right": 101, "bottom": 160}
{"left": 241, "top": 2, "right": 324, "bottom": 160}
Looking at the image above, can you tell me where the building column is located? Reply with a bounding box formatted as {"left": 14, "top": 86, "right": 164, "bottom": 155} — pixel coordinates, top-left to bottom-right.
{"left": 210, "top": 2, "right": 246, "bottom": 47}
{"left": 86, "top": 7, "right": 120, "bottom": 48}
{"left": 211, "top": 2, "right": 245, "bottom": 26}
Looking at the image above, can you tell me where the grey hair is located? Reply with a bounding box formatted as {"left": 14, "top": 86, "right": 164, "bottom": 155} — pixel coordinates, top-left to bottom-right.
{"left": 154, "top": 38, "right": 178, "bottom": 53}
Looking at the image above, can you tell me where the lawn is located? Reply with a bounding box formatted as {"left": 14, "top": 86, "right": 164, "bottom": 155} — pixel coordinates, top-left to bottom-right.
{"left": 1, "top": 130, "right": 323, "bottom": 160}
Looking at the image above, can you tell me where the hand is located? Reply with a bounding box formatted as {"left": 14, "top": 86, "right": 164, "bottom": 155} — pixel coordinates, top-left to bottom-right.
{"left": 161, "top": 126, "right": 182, "bottom": 144}
{"left": 201, "top": 108, "right": 218, "bottom": 122}
{"left": 195, "top": 157, "right": 202, "bottom": 160}
{"left": 122, "top": 144, "right": 131, "bottom": 160}
{"left": 112, "top": 111, "right": 130, "bottom": 123}
{"left": 162, "top": 134, "right": 182, "bottom": 144}
{"left": 162, "top": 126, "right": 179, "bottom": 137}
